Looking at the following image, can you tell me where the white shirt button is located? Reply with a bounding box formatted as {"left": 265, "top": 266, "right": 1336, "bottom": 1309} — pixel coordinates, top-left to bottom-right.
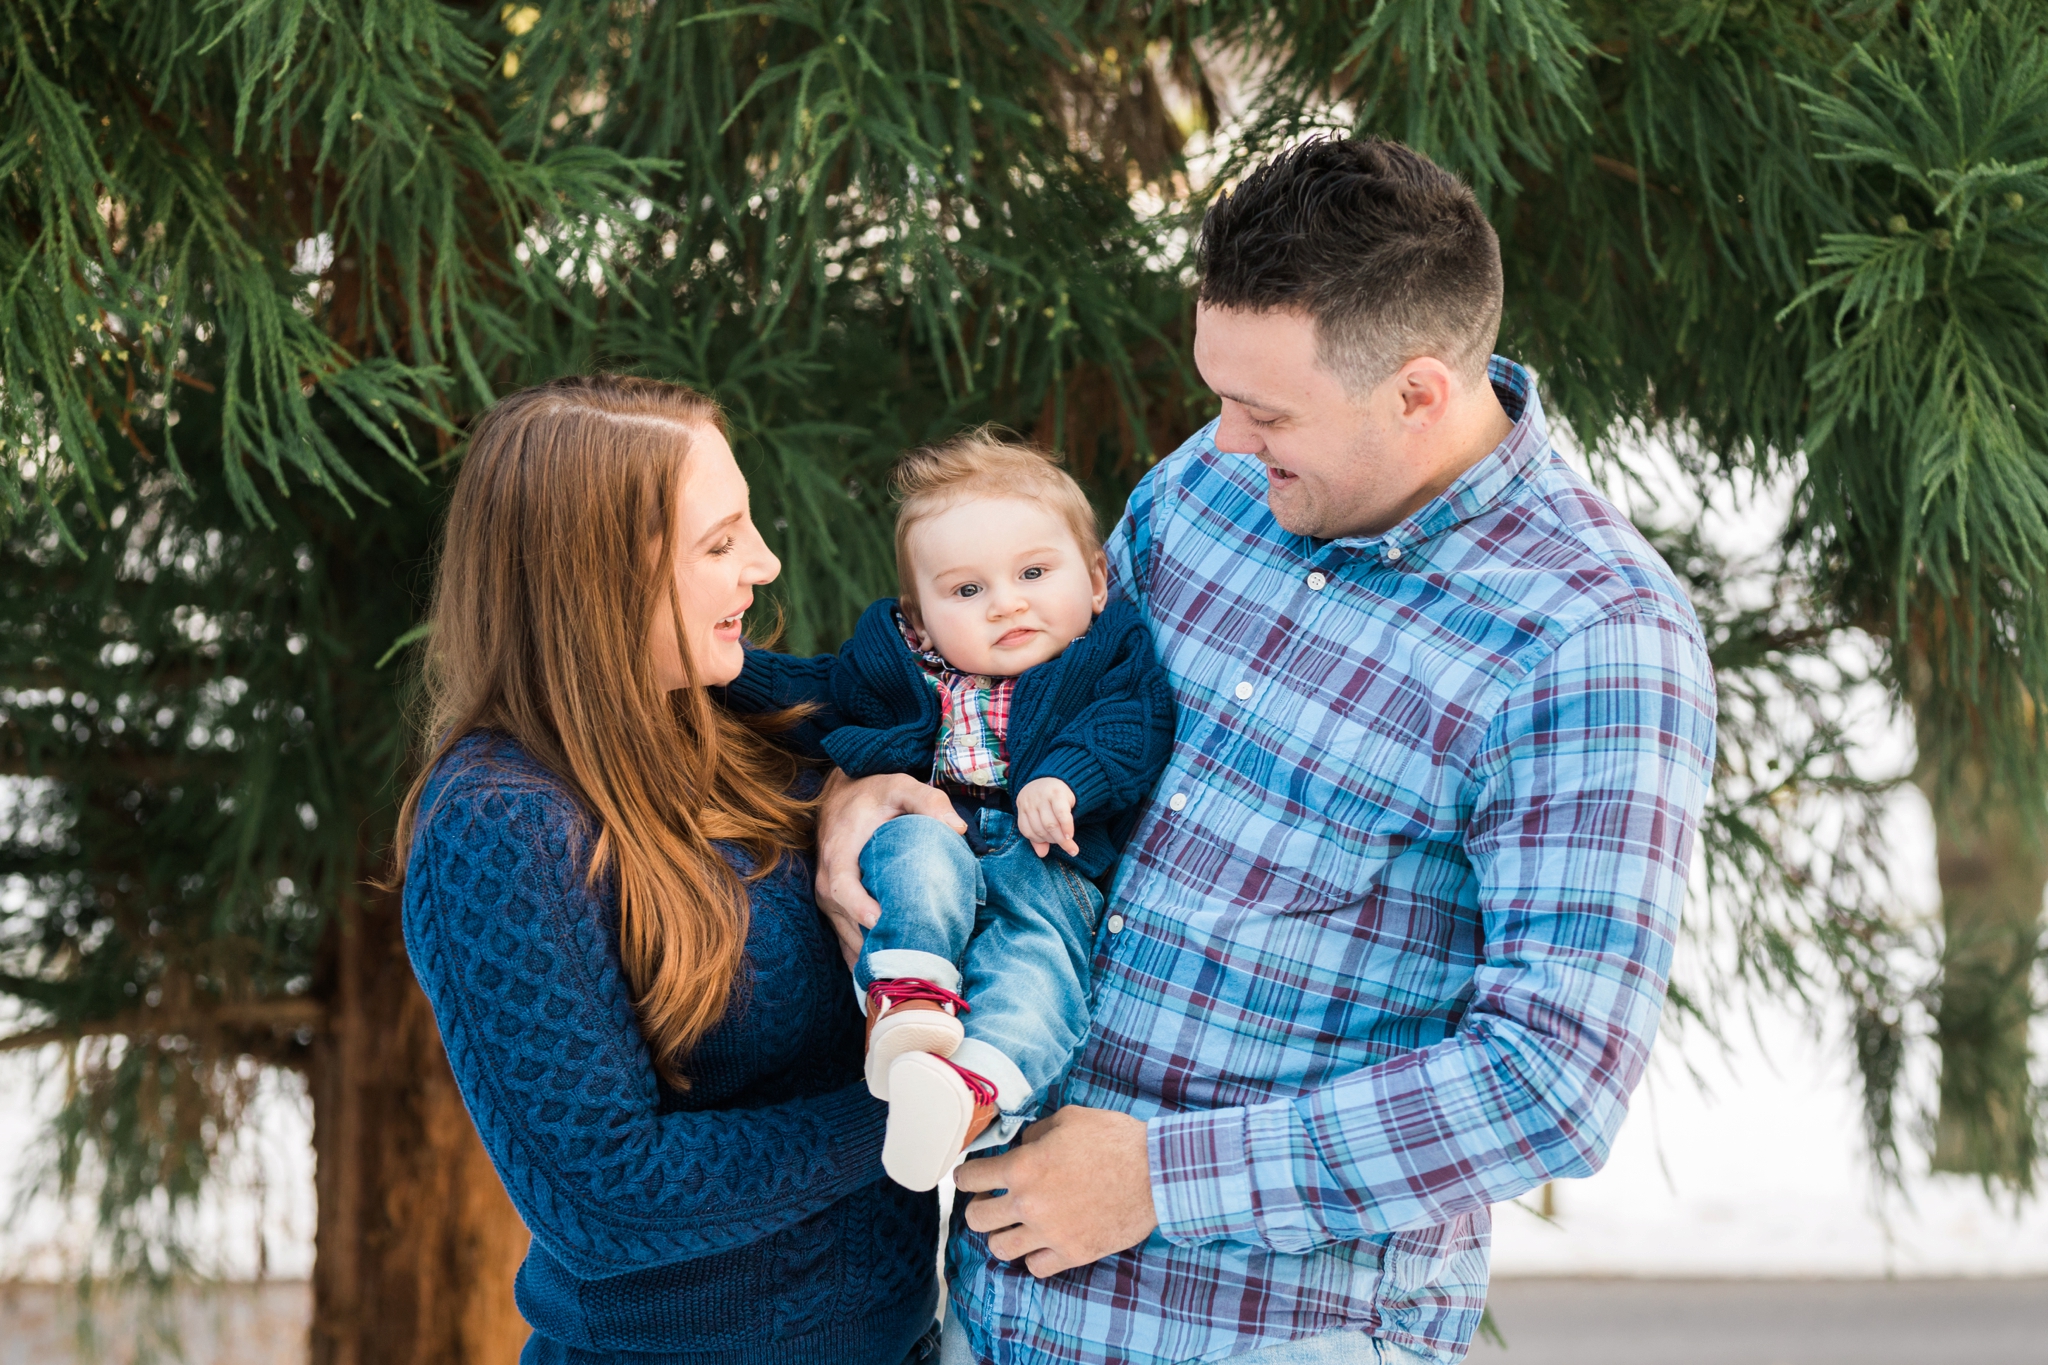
{"left": 1167, "top": 792, "right": 1188, "bottom": 812}
{"left": 1234, "top": 681, "right": 1254, "bottom": 701}
{"left": 1385, "top": 546, "right": 1402, "bottom": 561}
{"left": 1306, "top": 571, "right": 1328, "bottom": 591}
{"left": 1106, "top": 914, "right": 1126, "bottom": 934}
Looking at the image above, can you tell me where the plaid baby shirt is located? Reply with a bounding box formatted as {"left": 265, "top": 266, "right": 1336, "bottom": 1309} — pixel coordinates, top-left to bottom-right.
{"left": 896, "top": 608, "right": 1015, "bottom": 789}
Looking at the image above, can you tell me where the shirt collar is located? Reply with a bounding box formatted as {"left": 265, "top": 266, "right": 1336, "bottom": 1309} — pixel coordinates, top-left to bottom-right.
{"left": 1321, "top": 354, "right": 1550, "bottom": 562}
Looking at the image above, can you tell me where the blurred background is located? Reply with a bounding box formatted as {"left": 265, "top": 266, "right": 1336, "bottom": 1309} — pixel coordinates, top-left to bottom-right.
{"left": 4, "top": 2, "right": 2046, "bottom": 1361}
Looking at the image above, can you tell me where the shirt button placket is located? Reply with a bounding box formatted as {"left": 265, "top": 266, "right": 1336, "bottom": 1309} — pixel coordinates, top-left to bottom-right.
{"left": 1306, "top": 570, "right": 1328, "bottom": 591}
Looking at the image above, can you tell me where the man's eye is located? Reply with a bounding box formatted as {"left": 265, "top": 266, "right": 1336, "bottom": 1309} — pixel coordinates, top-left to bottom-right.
{"left": 1020, "top": 566, "right": 1045, "bottom": 581}
{"left": 956, "top": 583, "right": 981, "bottom": 598}
{"left": 1249, "top": 413, "right": 1279, "bottom": 429}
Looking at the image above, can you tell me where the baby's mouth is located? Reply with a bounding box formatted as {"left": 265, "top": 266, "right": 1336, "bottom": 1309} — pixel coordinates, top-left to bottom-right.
{"left": 995, "top": 627, "right": 1038, "bottom": 648}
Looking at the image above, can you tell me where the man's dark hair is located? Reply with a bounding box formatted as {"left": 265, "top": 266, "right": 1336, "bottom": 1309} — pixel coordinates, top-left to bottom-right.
{"left": 1198, "top": 136, "right": 1503, "bottom": 390}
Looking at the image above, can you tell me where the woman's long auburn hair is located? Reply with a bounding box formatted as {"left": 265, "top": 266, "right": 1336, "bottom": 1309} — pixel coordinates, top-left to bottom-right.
{"left": 391, "top": 374, "right": 814, "bottom": 1089}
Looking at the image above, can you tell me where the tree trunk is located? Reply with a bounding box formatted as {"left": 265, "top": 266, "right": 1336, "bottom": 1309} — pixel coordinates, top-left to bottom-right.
{"left": 1920, "top": 755, "right": 2046, "bottom": 1186}
{"left": 307, "top": 882, "right": 532, "bottom": 1364}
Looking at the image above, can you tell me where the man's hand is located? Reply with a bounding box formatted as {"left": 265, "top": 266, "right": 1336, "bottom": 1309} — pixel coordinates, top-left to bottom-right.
{"left": 953, "top": 1105, "right": 1158, "bottom": 1278}
{"left": 814, "top": 769, "right": 965, "bottom": 966}
{"left": 1014, "top": 777, "right": 1080, "bottom": 858}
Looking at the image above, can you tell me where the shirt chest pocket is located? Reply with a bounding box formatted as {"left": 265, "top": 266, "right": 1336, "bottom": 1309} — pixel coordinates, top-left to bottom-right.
{"left": 1230, "top": 669, "right": 1469, "bottom": 916}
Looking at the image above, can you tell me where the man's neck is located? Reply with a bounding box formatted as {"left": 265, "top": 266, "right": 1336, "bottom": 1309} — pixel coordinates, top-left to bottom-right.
{"left": 1348, "top": 386, "right": 1515, "bottom": 539}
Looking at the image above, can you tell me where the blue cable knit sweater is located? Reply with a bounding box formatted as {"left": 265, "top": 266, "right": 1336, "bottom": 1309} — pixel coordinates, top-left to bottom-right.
{"left": 402, "top": 732, "right": 938, "bottom": 1365}
{"left": 721, "top": 598, "right": 1174, "bottom": 880}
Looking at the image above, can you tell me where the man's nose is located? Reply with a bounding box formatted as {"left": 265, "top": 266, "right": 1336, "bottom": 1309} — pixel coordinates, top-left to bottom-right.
{"left": 1214, "top": 402, "right": 1265, "bottom": 456}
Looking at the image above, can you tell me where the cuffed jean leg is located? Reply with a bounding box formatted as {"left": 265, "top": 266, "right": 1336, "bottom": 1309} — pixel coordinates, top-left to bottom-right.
{"left": 950, "top": 812, "right": 1101, "bottom": 1117}
{"left": 855, "top": 815, "right": 983, "bottom": 995}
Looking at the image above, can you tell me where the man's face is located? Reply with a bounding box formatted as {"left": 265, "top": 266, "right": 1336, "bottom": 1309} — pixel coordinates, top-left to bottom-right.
{"left": 1192, "top": 303, "right": 1395, "bottom": 540}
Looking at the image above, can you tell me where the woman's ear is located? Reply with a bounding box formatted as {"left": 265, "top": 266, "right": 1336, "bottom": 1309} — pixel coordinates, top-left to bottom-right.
{"left": 1088, "top": 550, "right": 1109, "bottom": 614}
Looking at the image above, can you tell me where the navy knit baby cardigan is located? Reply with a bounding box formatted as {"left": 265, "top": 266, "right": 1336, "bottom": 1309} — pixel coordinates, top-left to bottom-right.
{"left": 721, "top": 597, "right": 1174, "bottom": 880}
{"left": 402, "top": 733, "right": 938, "bottom": 1365}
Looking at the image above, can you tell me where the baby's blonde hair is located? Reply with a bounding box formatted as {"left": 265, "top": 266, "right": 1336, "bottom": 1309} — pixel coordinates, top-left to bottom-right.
{"left": 891, "top": 427, "right": 1100, "bottom": 612}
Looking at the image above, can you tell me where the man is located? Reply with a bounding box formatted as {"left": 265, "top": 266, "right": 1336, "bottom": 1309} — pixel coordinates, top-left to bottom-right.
{"left": 816, "top": 137, "right": 1716, "bottom": 1365}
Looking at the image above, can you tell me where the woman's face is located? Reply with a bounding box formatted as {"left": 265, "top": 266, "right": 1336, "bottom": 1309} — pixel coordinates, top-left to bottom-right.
{"left": 651, "top": 425, "right": 781, "bottom": 690}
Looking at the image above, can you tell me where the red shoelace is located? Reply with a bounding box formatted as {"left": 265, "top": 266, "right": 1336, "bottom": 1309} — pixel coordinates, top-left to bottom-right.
{"left": 942, "top": 1057, "right": 1000, "bottom": 1108}
{"left": 866, "top": 977, "right": 972, "bottom": 1017}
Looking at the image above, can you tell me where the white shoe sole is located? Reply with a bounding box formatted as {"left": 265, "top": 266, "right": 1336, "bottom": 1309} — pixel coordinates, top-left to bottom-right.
{"left": 882, "top": 1052, "right": 975, "bottom": 1192}
{"left": 865, "top": 1007, "right": 964, "bottom": 1100}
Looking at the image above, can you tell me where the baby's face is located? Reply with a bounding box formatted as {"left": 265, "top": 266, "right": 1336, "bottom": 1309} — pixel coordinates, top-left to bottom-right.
{"left": 902, "top": 496, "right": 1107, "bottom": 677}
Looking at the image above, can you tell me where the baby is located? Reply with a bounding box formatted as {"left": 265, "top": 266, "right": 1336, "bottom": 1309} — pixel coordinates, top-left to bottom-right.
{"left": 724, "top": 430, "right": 1174, "bottom": 1189}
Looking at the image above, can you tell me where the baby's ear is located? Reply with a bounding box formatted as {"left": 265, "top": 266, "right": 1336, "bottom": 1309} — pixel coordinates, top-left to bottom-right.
{"left": 1088, "top": 549, "right": 1110, "bottom": 613}
{"left": 899, "top": 599, "right": 933, "bottom": 649}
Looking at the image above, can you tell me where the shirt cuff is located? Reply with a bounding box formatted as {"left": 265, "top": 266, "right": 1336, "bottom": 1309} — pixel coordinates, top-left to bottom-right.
{"left": 1148, "top": 1106, "right": 1254, "bottom": 1245}
{"left": 1148, "top": 1098, "right": 1326, "bottom": 1253}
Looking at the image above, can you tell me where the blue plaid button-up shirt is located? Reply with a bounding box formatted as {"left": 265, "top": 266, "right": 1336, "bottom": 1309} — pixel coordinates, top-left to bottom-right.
{"left": 949, "top": 358, "right": 1716, "bottom": 1365}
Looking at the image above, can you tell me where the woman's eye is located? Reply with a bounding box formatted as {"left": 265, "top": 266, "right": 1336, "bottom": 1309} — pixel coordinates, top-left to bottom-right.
{"left": 707, "top": 536, "right": 736, "bottom": 556}
{"left": 956, "top": 583, "right": 981, "bottom": 599}
{"left": 1020, "top": 566, "right": 1045, "bottom": 581}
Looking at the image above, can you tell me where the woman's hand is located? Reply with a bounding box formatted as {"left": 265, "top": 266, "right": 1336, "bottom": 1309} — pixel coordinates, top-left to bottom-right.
{"left": 814, "top": 769, "right": 966, "bottom": 966}
{"left": 1014, "top": 777, "right": 1079, "bottom": 858}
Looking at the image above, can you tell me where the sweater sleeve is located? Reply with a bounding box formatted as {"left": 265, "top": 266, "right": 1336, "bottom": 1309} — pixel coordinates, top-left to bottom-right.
{"left": 719, "top": 645, "right": 842, "bottom": 760}
{"left": 401, "top": 769, "right": 888, "bottom": 1280}
{"left": 1016, "top": 603, "right": 1176, "bottom": 824}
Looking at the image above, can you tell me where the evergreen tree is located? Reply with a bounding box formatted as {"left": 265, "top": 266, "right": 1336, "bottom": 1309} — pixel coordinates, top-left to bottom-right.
{"left": 3, "top": 0, "right": 2042, "bottom": 1356}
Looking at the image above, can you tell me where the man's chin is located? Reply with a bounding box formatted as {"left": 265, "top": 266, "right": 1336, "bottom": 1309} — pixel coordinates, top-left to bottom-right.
{"left": 1263, "top": 483, "right": 1322, "bottom": 538}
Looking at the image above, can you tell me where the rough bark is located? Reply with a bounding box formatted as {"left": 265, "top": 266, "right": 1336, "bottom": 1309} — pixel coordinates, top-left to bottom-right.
{"left": 1920, "top": 758, "right": 2046, "bottom": 1186}
{"left": 307, "top": 883, "right": 531, "bottom": 1365}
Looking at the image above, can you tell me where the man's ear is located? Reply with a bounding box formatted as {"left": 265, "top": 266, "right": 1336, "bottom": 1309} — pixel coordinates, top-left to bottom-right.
{"left": 1394, "top": 357, "right": 1455, "bottom": 427}
{"left": 1088, "top": 550, "right": 1110, "bottom": 614}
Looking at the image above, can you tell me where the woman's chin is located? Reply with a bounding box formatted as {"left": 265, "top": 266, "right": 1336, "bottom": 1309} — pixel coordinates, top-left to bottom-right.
{"left": 697, "top": 639, "right": 746, "bottom": 688}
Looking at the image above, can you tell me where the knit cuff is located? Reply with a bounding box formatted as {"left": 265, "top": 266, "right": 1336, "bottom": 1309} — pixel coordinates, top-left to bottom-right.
{"left": 1027, "top": 748, "right": 1118, "bottom": 822}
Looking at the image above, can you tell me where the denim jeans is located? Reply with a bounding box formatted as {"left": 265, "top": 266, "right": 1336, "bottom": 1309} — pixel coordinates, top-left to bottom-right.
{"left": 939, "top": 1310, "right": 1425, "bottom": 1365}
{"left": 856, "top": 809, "right": 1102, "bottom": 1132}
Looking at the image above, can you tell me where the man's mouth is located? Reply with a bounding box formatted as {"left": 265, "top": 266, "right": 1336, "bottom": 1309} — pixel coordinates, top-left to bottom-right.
{"left": 1264, "top": 463, "right": 1300, "bottom": 485}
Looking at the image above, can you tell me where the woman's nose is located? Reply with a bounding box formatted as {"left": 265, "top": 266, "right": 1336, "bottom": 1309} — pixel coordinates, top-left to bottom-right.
{"left": 748, "top": 541, "right": 782, "bottom": 586}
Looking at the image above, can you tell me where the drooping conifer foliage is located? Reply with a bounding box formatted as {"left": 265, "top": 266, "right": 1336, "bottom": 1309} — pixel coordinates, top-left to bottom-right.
{"left": 3, "top": 0, "right": 2044, "bottom": 1352}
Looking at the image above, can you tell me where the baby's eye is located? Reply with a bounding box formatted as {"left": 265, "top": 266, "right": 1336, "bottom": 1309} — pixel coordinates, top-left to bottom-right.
{"left": 955, "top": 583, "right": 981, "bottom": 599}
{"left": 1020, "top": 566, "right": 1046, "bottom": 581}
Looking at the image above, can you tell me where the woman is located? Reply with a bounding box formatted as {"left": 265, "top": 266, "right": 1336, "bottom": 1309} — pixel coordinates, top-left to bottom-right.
{"left": 393, "top": 375, "right": 939, "bottom": 1364}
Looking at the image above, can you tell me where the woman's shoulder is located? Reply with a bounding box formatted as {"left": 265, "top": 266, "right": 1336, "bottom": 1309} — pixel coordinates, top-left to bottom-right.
{"left": 412, "top": 731, "right": 591, "bottom": 855}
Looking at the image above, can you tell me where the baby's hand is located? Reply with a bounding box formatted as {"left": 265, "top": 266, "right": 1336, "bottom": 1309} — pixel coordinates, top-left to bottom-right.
{"left": 1015, "top": 778, "right": 1079, "bottom": 859}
